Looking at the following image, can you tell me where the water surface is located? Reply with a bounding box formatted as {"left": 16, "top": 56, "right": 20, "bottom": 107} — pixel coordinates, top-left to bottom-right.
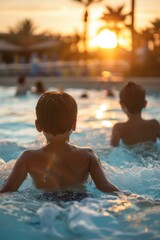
{"left": 0, "top": 86, "right": 160, "bottom": 240}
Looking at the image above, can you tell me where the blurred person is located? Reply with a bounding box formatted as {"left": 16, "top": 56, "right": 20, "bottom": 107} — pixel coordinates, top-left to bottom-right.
{"left": 105, "top": 88, "right": 114, "bottom": 97}
{"left": 111, "top": 82, "right": 160, "bottom": 146}
{"left": 80, "top": 91, "right": 89, "bottom": 98}
{"left": 15, "top": 76, "right": 29, "bottom": 96}
{"left": 32, "top": 80, "right": 46, "bottom": 95}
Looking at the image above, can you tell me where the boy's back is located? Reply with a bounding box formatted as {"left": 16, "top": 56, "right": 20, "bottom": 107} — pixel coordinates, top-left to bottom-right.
{"left": 111, "top": 118, "right": 160, "bottom": 146}
{"left": 1, "top": 141, "right": 118, "bottom": 194}
{"left": 111, "top": 82, "right": 160, "bottom": 146}
{"left": 24, "top": 144, "right": 92, "bottom": 192}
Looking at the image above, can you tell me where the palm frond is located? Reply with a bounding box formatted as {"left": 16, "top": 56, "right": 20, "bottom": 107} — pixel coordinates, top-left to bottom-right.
{"left": 117, "top": 5, "right": 125, "bottom": 14}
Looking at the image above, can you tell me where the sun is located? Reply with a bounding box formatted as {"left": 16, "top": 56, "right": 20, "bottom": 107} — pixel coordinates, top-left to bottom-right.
{"left": 90, "top": 30, "right": 117, "bottom": 49}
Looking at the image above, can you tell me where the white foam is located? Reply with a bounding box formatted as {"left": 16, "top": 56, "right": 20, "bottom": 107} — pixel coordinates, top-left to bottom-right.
{"left": 37, "top": 203, "right": 66, "bottom": 238}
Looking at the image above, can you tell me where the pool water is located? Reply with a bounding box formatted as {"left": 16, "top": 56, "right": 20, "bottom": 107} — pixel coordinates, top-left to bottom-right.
{"left": 0, "top": 86, "right": 160, "bottom": 240}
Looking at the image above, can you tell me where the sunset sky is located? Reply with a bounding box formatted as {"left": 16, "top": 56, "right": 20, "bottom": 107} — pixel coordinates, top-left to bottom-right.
{"left": 0, "top": 0, "right": 160, "bottom": 49}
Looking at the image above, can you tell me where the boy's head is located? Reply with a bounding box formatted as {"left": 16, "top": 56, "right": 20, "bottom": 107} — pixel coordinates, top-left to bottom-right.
{"left": 35, "top": 91, "right": 77, "bottom": 135}
{"left": 119, "top": 82, "right": 146, "bottom": 114}
{"left": 18, "top": 76, "right": 25, "bottom": 85}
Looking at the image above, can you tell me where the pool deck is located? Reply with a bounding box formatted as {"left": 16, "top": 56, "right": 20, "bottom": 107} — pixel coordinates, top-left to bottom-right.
{"left": 0, "top": 76, "right": 160, "bottom": 93}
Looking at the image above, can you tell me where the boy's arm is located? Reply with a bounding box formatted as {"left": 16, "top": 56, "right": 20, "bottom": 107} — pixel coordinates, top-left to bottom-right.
{"left": 110, "top": 124, "right": 121, "bottom": 147}
{"left": 157, "top": 121, "right": 160, "bottom": 138}
{"left": 89, "top": 150, "right": 119, "bottom": 193}
{"left": 0, "top": 152, "right": 28, "bottom": 193}
{"left": 151, "top": 119, "right": 160, "bottom": 138}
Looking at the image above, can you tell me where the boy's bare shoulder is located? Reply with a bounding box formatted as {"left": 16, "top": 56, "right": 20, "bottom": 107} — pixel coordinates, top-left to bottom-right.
{"left": 112, "top": 122, "right": 126, "bottom": 131}
{"left": 147, "top": 119, "right": 160, "bottom": 134}
{"left": 75, "top": 146, "right": 97, "bottom": 159}
{"left": 19, "top": 148, "right": 43, "bottom": 161}
{"left": 147, "top": 119, "right": 160, "bottom": 127}
{"left": 143, "top": 119, "right": 160, "bottom": 131}
{"left": 111, "top": 122, "right": 126, "bottom": 146}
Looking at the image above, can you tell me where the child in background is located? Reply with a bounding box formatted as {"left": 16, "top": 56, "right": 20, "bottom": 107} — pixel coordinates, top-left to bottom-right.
{"left": 32, "top": 80, "right": 46, "bottom": 95}
{"left": 111, "top": 82, "right": 160, "bottom": 146}
{"left": 0, "top": 91, "right": 119, "bottom": 201}
{"left": 15, "top": 76, "right": 29, "bottom": 96}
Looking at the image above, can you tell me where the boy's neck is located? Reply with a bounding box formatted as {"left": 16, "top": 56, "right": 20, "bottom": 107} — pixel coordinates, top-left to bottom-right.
{"left": 127, "top": 113, "right": 142, "bottom": 121}
{"left": 44, "top": 131, "right": 71, "bottom": 145}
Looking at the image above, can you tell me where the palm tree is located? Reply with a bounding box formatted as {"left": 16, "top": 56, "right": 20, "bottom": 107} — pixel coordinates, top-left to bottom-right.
{"left": 139, "top": 19, "right": 160, "bottom": 52}
{"left": 141, "top": 28, "right": 154, "bottom": 49}
{"left": 151, "top": 18, "right": 160, "bottom": 48}
{"left": 131, "top": 0, "right": 135, "bottom": 66}
{"left": 151, "top": 18, "right": 160, "bottom": 31}
{"left": 9, "top": 19, "right": 37, "bottom": 46}
{"left": 99, "top": 4, "right": 130, "bottom": 47}
{"left": 72, "top": 0, "right": 103, "bottom": 58}
{"left": 12, "top": 19, "right": 36, "bottom": 35}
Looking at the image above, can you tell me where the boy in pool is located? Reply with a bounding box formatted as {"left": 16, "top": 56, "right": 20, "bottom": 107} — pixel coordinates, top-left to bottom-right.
{"left": 15, "top": 75, "right": 29, "bottom": 96}
{"left": 0, "top": 91, "right": 119, "bottom": 200}
{"left": 111, "top": 81, "right": 160, "bottom": 146}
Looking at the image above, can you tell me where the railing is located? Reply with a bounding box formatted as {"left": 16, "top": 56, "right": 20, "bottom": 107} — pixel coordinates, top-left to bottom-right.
{"left": 0, "top": 61, "right": 128, "bottom": 78}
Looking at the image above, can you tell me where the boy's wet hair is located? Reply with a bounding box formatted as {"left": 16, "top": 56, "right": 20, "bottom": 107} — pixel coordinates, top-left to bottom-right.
{"left": 35, "top": 80, "right": 45, "bottom": 94}
{"left": 18, "top": 76, "right": 25, "bottom": 84}
{"left": 120, "top": 82, "right": 146, "bottom": 114}
{"left": 36, "top": 91, "right": 77, "bottom": 135}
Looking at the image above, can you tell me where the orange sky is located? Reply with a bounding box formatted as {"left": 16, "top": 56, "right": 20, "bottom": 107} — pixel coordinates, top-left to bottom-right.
{"left": 0, "top": 0, "right": 160, "bottom": 50}
{"left": 1, "top": 0, "right": 160, "bottom": 33}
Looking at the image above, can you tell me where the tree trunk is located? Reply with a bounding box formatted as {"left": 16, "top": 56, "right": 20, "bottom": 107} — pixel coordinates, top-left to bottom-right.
{"left": 131, "top": 0, "right": 135, "bottom": 67}
{"left": 83, "top": 8, "right": 88, "bottom": 60}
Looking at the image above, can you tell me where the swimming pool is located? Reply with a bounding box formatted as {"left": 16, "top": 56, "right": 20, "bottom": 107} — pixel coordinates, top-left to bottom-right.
{"left": 0, "top": 86, "right": 160, "bottom": 240}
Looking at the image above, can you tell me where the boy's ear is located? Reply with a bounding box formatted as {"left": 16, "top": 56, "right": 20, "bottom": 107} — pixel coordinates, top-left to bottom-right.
{"left": 120, "top": 101, "right": 128, "bottom": 114}
{"left": 72, "top": 119, "right": 77, "bottom": 131}
{"left": 119, "top": 101, "right": 125, "bottom": 110}
{"left": 144, "top": 100, "right": 147, "bottom": 108}
{"left": 35, "top": 119, "right": 42, "bottom": 132}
